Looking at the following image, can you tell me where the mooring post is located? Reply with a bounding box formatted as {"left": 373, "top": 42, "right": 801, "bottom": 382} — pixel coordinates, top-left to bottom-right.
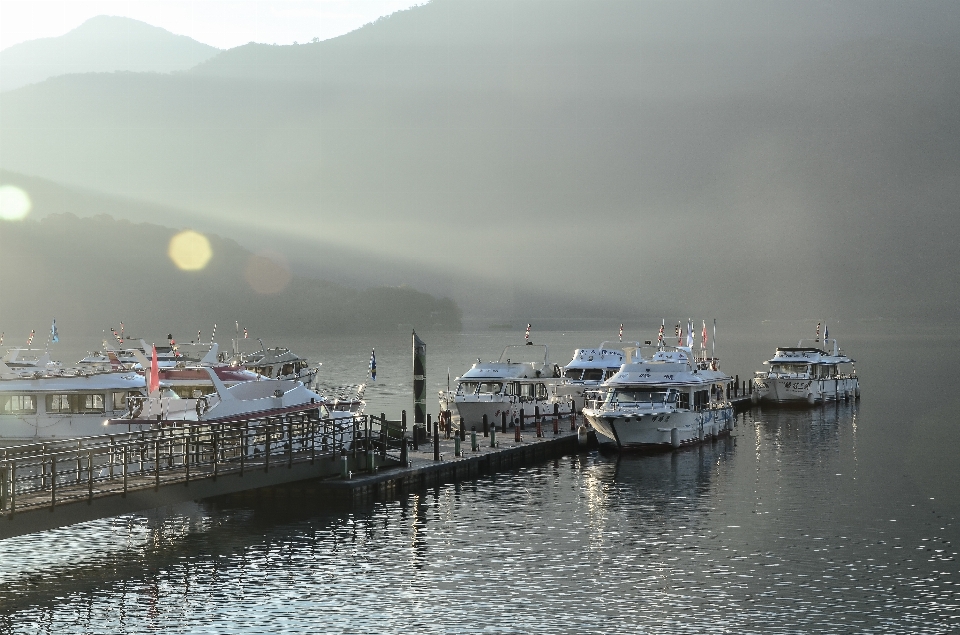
{"left": 0, "top": 465, "right": 7, "bottom": 512}
{"left": 514, "top": 422, "right": 521, "bottom": 443}
{"left": 482, "top": 414, "right": 489, "bottom": 438}
{"left": 471, "top": 428, "right": 478, "bottom": 452}
{"left": 735, "top": 375, "right": 740, "bottom": 397}
{"left": 536, "top": 406, "right": 542, "bottom": 438}
{"left": 432, "top": 414, "right": 440, "bottom": 461}
{"left": 109, "top": 436, "right": 115, "bottom": 479}
{"left": 501, "top": 411, "right": 507, "bottom": 434}
{"left": 401, "top": 436, "right": 409, "bottom": 466}
{"left": 459, "top": 418, "right": 466, "bottom": 442}
{"left": 76, "top": 441, "right": 82, "bottom": 484}
{"left": 553, "top": 403, "right": 560, "bottom": 435}
{"left": 519, "top": 408, "right": 525, "bottom": 431}
{"left": 454, "top": 433, "right": 461, "bottom": 458}
{"left": 570, "top": 399, "right": 577, "bottom": 431}
{"left": 490, "top": 426, "right": 497, "bottom": 448}
{"left": 9, "top": 461, "right": 15, "bottom": 516}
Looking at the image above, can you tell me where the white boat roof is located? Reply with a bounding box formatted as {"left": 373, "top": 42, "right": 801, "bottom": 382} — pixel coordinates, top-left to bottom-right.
{"left": 456, "top": 344, "right": 552, "bottom": 381}
{"left": 563, "top": 342, "right": 638, "bottom": 371}
{"left": 606, "top": 347, "right": 732, "bottom": 387}
{"left": 765, "top": 338, "right": 854, "bottom": 364}
{"left": 0, "top": 367, "right": 145, "bottom": 391}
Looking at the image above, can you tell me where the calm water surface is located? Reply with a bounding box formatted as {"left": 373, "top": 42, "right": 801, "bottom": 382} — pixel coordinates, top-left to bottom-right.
{"left": 0, "top": 322, "right": 957, "bottom": 633}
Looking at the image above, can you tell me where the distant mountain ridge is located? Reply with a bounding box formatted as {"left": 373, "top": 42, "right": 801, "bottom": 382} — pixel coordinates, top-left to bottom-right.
{"left": 0, "top": 15, "right": 219, "bottom": 92}
{"left": 3, "top": 0, "right": 960, "bottom": 322}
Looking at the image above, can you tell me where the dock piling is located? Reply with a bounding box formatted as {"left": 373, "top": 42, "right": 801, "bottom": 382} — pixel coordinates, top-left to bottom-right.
{"left": 501, "top": 411, "right": 507, "bottom": 434}
{"left": 482, "top": 414, "right": 489, "bottom": 437}
{"left": 471, "top": 429, "right": 478, "bottom": 452}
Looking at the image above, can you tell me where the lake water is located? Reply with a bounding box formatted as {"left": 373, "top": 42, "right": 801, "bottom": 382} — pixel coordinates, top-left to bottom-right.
{"left": 0, "top": 321, "right": 957, "bottom": 633}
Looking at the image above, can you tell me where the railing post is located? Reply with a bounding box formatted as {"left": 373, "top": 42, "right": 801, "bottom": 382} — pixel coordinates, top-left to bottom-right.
{"left": 50, "top": 455, "right": 57, "bottom": 511}
{"left": 87, "top": 451, "right": 94, "bottom": 504}
{"left": 185, "top": 427, "right": 191, "bottom": 486}
{"left": 265, "top": 425, "right": 271, "bottom": 473}
{"left": 155, "top": 438, "right": 161, "bottom": 490}
{"left": 122, "top": 446, "right": 128, "bottom": 498}
{"left": 213, "top": 424, "right": 220, "bottom": 481}
{"left": 40, "top": 447, "right": 47, "bottom": 491}
{"left": 482, "top": 414, "right": 489, "bottom": 438}
{"left": 287, "top": 420, "right": 293, "bottom": 469}
{"left": 310, "top": 418, "right": 316, "bottom": 465}
{"left": 109, "top": 436, "right": 116, "bottom": 479}
{"left": 502, "top": 411, "right": 507, "bottom": 434}
{"left": 76, "top": 441, "right": 83, "bottom": 484}
{"left": 0, "top": 464, "right": 7, "bottom": 512}
{"left": 10, "top": 461, "right": 16, "bottom": 516}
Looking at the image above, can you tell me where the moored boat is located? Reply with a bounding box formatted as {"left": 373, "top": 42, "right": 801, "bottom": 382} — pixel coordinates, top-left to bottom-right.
{"left": 558, "top": 341, "right": 639, "bottom": 404}
{"left": 582, "top": 345, "right": 734, "bottom": 450}
{"left": 439, "top": 344, "right": 573, "bottom": 430}
{"left": 752, "top": 337, "right": 859, "bottom": 405}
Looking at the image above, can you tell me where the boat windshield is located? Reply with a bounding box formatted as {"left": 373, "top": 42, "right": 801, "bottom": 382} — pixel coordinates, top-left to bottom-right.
{"left": 457, "top": 382, "right": 479, "bottom": 396}
{"left": 604, "top": 388, "right": 674, "bottom": 406}
{"left": 771, "top": 363, "right": 809, "bottom": 375}
{"left": 582, "top": 369, "right": 604, "bottom": 382}
{"left": 478, "top": 382, "right": 502, "bottom": 395}
{"left": 564, "top": 368, "right": 583, "bottom": 380}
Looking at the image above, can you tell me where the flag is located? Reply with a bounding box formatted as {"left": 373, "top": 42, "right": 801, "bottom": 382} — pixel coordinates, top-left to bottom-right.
{"left": 111, "top": 327, "right": 122, "bottom": 344}
{"left": 525, "top": 324, "right": 531, "bottom": 341}
{"left": 675, "top": 322, "right": 681, "bottom": 345}
{"left": 26, "top": 329, "right": 34, "bottom": 346}
{"left": 148, "top": 344, "right": 160, "bottom": 393}
{"left": 619, "top": 324, "right": 624, "bottom": 341}
{"left": 702, "top": 320, "right": 707, "bottom": 348}
{"left": 210, "top": 323, "right": 216, "bottom": 345}
{"left": 824, "top": 324, "right": 829, "bottom": 341}
{"left": 686, "top": 319, "right": 693, "bottom": 347}
{"left": 119, "top": 322, "right": 124, "bottom": 340}
{"left": 816, "top": 322, "right": 821, "bottom": 341}
{"left": 235, "top": 320, "right": 239, "bottom": 334}
{"left": 51, "top": 318, "right": 59, "bottom": 343}
{"left": 658, "top": 319, "right": 664, "bottom": 346}
{"left": 243, "top": 328, "right": 248, "bottom": 339}
{"left": 369, "top": 348, "right": 377, "bottom": 381}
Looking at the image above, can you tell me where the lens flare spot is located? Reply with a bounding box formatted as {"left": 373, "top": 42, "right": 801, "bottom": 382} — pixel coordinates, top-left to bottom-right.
{"left": 0, "top": 185, "right": 32, "bottom": 221}
{"left": 168, "top": 230, "right": 212, "bottom": 271}
{"left": 245, "top": 252, "right": 292, "bottom": 294}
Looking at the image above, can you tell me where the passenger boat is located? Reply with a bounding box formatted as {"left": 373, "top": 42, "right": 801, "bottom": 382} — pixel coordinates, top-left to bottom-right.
{"left": 233, "top": 345, "right": 319, "bottom": 384}
{"left": 0, "top": 360, "right": 148, "bottom": 441}
{"left": 582, "top": 345, "right": 734, "bottom": 450}
{"left": 752, "top": 338, "right": 860, "bottom": 405}
{"left": 439, "top": 344, "right": 573, "bottom": 430}
{"left": 558, "top": 342, "right": 639, "bottom": 404}
{"left": 109, "top": 369, "right": 364, "bottom": 448}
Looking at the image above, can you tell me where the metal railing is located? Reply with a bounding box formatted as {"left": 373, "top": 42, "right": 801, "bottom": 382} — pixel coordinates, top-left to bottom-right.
{"left": 0, "top": 410, "right": 387, "bottom": 516}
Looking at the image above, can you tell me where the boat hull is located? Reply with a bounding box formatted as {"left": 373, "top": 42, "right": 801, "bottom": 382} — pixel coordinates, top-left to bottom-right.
{"left": 446, "top": 397, "right": 574, "bottom": 430}
{"left": 0, "top": 413, "right": 154, "bottom": 443}
{"left": 583, "top": 406, "right": 734, "bottom": 450}
{"left": 754, "top": 376, "right": 860, "bottom": 405}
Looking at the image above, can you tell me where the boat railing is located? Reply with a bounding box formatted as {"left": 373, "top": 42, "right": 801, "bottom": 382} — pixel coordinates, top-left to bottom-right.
{"left": 0, "top": 408, "right": 402, "bottom": 517}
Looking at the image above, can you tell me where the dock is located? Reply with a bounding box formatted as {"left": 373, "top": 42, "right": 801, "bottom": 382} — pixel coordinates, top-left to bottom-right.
{"left": 0, "top": 393, "right": 756, "bottom": 540}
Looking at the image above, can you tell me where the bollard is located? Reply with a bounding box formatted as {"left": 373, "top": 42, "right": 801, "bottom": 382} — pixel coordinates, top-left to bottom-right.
{"left": 401, "top": 437, "right": 409, "bottom": 466}
{"left": 553, "top": 403, "right": 560, "bottom": 435}
{"left": 514, "top": 422, "right": 521, "bottom": 443}
{"left": 460, "top": 420, "right": 466, "bottom": 442}
{"left": 536, "top": 406, "right": 542, "bottom": 438}
{"left": 520, "top": 408, "right": 525, "bottom": 431}
{"left": 432, "top": 414, "right": 440, "bottom": 461}
{"left": 341, "top": 455, "right": 350, "bottom": 479}
{"left": 501, "top": 411, "right": 507, "bottom": 434}
{"left": 482, "top": 414, "right": 489, "bottom": 437}
{"left": 471, "top": 429, "right": 478, "bottom": 452}
{"left": 367, "top": 449, "right": 376, "bottom": 473}
{"left": 454, "top": 434, "right": 461, "bottom": 458}
{"left": 570, "top": 399, "right": 577, "bottom": 431}
{"left": 490, "top": 427, "right": 497, "bottom": 448}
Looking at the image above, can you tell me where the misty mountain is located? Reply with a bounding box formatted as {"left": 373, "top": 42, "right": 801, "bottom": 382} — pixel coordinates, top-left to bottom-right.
{"left": 0, "top": 15, "right": 219, "bottom": 92}
{"left": 0, "top": 213, "right": 461, "bottom": 338}
{"left": 2, "top": 0, "right": 960, "bottom": 323}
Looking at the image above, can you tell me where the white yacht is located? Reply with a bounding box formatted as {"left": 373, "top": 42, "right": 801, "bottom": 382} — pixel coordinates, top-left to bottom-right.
{"left": 440, "top": 344, "right": 573, "bottom": 429}
{"left": 558, "top": 342, "right": 639, "bottom": 404}
{"left": 752, "top": 338, "right": 860, "bottom": 405}
{"left": 582, "top": 345, "right": 734, "bottom": 450}
{"left": 233, "top": 345, "right": 319, "bottom": 384}
{"left": 0, "top": 360, "right": 148, "bottom": 441}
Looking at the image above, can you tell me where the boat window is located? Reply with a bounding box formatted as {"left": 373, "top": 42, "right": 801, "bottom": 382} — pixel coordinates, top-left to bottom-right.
{"left": 519, "top": 383, "right": 535, "bottom": 401}
{"left": 1, "top": 394, "right": 36, "bottom": 414}
{"left": 281, "top": 364, "right": 294, "bottom": 376}
{"left": 503, "top": 383, "right": 515, "bottom": 396}
{"left": 604, "top": 370, "right": 618, "bottom": 380}
{"left": 606, "top": 389, "right": 671, "bottom": 405}
{"left": 457, "top": 382, "right": 479, "bottom": 396}
{"left": 46, "top": 393, "right": 105, "bottom": 414}
{"left": 582, "top": 369, "right": 604, "bottom": 382}
{"left": 771, "top": 363, "right": 809, "bottom": 375}
{"left": 172, "top": 385, "right": 206, "bottom": 399}
{"left": 564, "top": 368, "right": 583, "bottom": 380}
{"left": 679, "top": 392, "right": 690, "bottom": 410}
{"left": 536, "top": 383, "right": 548, "bottom": 400}
{"left": 111, "top": 391, "right": 139, "bottom": 411}
{"left": 478, "top": 382, "right": 502, "bottom": 395}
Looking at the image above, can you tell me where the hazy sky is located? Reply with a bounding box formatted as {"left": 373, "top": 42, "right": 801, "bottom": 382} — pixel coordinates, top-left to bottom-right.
{"left": 0, "top": 0, "right": 423, "bottom": 50}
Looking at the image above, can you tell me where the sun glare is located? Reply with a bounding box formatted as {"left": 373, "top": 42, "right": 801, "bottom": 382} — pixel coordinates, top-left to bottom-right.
{"left": 168, "top": 230, "right": 213, "bottom": 271}
{"left": 0, "top": 185, "right": 32, "bottom": 221}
